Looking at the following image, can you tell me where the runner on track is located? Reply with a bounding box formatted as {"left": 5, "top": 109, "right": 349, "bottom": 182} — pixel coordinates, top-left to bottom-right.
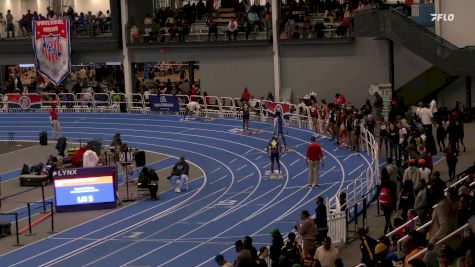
{"left": 267, "top": 136, "right": 282, "bottom": 178}
{"left": 242, "top": 101, "right": 250, "bottom": 132}
{"left": 183, "top": 101, "right": 201, "bottom": 120}
{"left": 273, "top": 111, "right": 287, "bottom": 150}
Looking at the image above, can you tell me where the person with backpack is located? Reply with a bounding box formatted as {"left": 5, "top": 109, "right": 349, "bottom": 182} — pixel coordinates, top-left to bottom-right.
{"left": 280, "top": 232, "right": 302, "bottom": 267}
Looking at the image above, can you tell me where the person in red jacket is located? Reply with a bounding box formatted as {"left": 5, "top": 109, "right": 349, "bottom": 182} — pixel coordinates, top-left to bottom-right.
{"left": 49, "top": 105, "right": 61, "bottom": 139}
{"left": 306, "top": 136, "right": 323, "bottom": 187}
{"left": 241, "top": 87, "right": 250, "bottom": 102}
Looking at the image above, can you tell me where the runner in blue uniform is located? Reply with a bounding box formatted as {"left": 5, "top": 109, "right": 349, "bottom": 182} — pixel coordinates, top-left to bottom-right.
{"left": 242, "top": 101, "right": 250, "bottom": 132}
{"left": 273, "top": 111, "right": 287, "bottom": 149}
{"left": 267, "top": 137, "right": 282, "bottom": 177}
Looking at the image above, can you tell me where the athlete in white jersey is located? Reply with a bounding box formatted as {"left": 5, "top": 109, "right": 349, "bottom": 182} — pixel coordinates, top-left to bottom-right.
{"left": 184, "top": 101, "right": 201, "bottom": 120}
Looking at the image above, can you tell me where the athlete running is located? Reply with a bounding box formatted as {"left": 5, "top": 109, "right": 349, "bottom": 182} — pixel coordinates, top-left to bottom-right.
{"left": 273, "top": 111, "right": 287, "bottom": 149}
{"left": 267, "top": 137, "right": 282, "bottom": 178}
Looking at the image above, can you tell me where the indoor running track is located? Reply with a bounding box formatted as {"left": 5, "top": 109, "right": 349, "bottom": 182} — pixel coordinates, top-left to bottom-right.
{"left": 0, "top": 113, "right": 372, "bottom": 267}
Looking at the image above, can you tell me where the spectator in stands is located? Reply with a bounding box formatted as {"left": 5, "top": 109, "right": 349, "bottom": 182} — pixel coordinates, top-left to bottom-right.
{"left": 0, "top": 13, "right": 6, "bottom": 40}
{"left": 403, "top": 232, "right": 424, "bottom": 267}
{"left": 167, "top": 156, "right": 189, "bottom": 193}
{"left": 357, "top": 228, "right": 377, "bottom": 267}
{"left": 215, "top": 254, "right": 233, "bottom": 267}
{"left": 234, "top": 240, "right": 253, "bottom": 267}
{"left": 295, "top": 210, "right": 316, "bottom": 259}
{"left": 6, "top": 10, "right": 13, "bottom": 39}
{"left": 243, "top": 236, "right": 258, "bottom": 261}
{"left": 403, "top": 159, "right": 421, "bottom": 192}
{"left": 280, "top": 232, "right": 302, "bottom": 266}
{"left": 427, "top": 187, "right": 458, "bottom": 251}
{"left": 227, "top": 18, "right": 239, "bottom": 40}
{"left": 270, "top": 227, "right": 284, "bottom": 267}
{"left": 428, "top": 171, "right": 446, "bottom": 206}
{"left": 314, "top": 196, "right": 328, "bottom": 241}
{"left": 436, "top": 121, "right": 447, "bottom": 152}
{"left": 399, "top": 180, "right": 415, "bottom": 222}
{"left": 314, "top": 236, "right": 338, "bottom": 267}
{"left": 414, "top": 179, "right": 430, "bottom": 222}
{"left": 206, "top": 14, "right": 218, "bottom": 41}
{"left": 445, "top": 142, "right": 459, "bottom": 181}
{"left": 374, "top": 243, "right": 393, "bottom": 267}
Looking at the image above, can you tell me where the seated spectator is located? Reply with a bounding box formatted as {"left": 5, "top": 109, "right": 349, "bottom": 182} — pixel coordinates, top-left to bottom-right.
{"left": 227, "top": 18, "right": 239, "bottom": 41}
{"left": 215, "top": 254, "right": 233, "bottom": 267}
{"left": 167, "top": 156, "right": 189, "bottom": 192}
{"left": 147, "top": 168, "right": 159, "bottom": 200}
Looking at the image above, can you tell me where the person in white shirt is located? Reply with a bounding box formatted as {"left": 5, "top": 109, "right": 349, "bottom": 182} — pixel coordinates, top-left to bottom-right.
{"left": 83, "top": 149, "right": 99, "bottom": 168}
{"left": 416, "top": 102, "right": 433, "bottom": 136}
{"left": 184, "top": 101, "right": 201, "bottom": 120}
{"left": 314, "top": 236, "right": 338, "bottom": 267}
{"left": 227, "top": 18, "right": 238, "bottom": 41}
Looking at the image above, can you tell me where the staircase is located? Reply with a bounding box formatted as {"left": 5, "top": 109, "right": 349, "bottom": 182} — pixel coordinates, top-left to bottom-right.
{"left": 354, "top": 9, "right": 475, "bottom": 105}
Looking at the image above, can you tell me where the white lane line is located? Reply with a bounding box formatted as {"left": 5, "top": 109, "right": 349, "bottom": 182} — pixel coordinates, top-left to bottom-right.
{"left": 236, "top": 164, "right": 248, "bottom": 171}
{"left": 343, "top": 154, "right": 353, "bottom": 162}
{"left": 229, "top": 159, "right": 237, "bottom": 164}
{"left": 333, "top": 147, "right": 338, "bottom": 152}
{"left": 73, "top": 118, "right": 87, "bottom": 123}
{"left": 348, "top": 164, "right": 364, "bottom": 176}
{"left": 244, "top": 149, "right": 253, "bottom": 154}
{"left": 237, "top": 173, "right": 255, "bottom": 183}
{"left": 255, "top": 155, "right": 264, "bottom": 160}
{"left": 209, "top": 175, "right": 227, "bottom": 185}
{"left": 289, "top": 159, "right": 300, "bottom": 166}
{"left": 209, "top": 167, "right": 221, "bottom": 174}
{"left": 263, "top": 163, "right": 270, "bottom": 168}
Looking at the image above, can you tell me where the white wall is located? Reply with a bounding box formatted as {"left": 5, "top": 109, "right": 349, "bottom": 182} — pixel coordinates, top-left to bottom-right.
{"left": 0, "top": 0, "right": 49, "bottom": 17}
{"left": 0, "top": 0, "right": 21, "bottom": 18}
{"left": 74, "top": 0, "right": 110, "bottom": 14}
{"left": 435, "top": 0, "right": 475, "bottom": 47}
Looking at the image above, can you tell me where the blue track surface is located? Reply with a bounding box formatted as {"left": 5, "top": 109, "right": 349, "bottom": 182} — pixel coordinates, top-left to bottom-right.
{"left": 0, "top": 113, "right": 372, "bottom": 267}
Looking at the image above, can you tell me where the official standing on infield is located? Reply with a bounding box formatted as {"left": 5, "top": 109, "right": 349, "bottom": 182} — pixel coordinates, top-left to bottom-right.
{"left": 50, "top": 105, "right": 61, "bottom": 139}
{"left": 306, "top": 136, "right": 323, "bottom": 188}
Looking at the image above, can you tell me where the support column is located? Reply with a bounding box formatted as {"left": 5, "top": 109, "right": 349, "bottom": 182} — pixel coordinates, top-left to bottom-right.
{"left": 466, "top": 76, "right": 472, "bottom": 117}
{"left": 121, "top": 0, "right": 133, "bottom": 107}
{"left": 271, "top": 0, "right": 281, "bottom": 102}
{"left": 52, "top": 0, "right": 62, "bottom": 15}
{"left": 388, "top": 40, "right": 395, "bottom": 98}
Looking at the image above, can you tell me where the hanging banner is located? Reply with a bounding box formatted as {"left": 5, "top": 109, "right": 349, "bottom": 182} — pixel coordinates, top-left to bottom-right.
{"left": 33, "top": 19, "right": 71, "bottom": 86}
{"left": 266, "top": 102, "right": 291, "bottom": 119}
{"left": 6, "top": 94, "right": 41, "bottom": 110}
{"left": 149, "top": 95, "right": 180, "bottom": 112}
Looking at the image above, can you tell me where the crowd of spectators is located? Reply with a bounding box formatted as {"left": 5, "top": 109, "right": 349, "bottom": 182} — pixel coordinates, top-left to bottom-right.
{"left": 0, "top": 6, "right": 111, "bottom": 39}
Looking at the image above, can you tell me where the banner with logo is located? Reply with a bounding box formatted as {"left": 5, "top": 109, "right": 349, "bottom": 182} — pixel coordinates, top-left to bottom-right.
{"left": 33, "top": 19, "right": 71, "bottom": 86}
{"left": 150, "top": 95, "right": 180, "bottom": 112}
{"left": 7, "top": 94, "right": 41, "bottom": 110}
{"left": 266, "top": 102, "right": 291, "bottom": 119}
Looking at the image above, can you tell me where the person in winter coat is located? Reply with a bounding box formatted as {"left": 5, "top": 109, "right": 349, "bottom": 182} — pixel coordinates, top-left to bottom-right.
{"left": 399, "top": 180, "right": 415, "bottom": 222}
{"left": 403, "top": 159, "right": 422, "bottom": 192}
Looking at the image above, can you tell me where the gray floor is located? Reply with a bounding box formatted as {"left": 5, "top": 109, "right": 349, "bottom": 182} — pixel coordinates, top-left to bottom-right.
{"left": 338, "top": 122, "right": 475, "bottom": 265}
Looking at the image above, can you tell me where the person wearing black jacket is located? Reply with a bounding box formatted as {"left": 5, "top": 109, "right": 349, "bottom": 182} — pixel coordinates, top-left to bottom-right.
{"left": 148, "top": 169, "right": 159, "bottom": 200}
{"left": 270, "top": 227, "right": 284, "bottom": 267}
{"left": 167, "top": 156, "right": 189, "bottom": 193}
{"left": 243, "top": 236, "right": 258, "bottom": 262}
{"left": 357, "top": 228, "right": 377, "bottom": 267}
{"left": 314, "top": 196, "right": 328, "bottom": 242}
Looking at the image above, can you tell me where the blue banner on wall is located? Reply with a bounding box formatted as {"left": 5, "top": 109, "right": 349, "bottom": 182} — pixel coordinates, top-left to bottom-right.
{"left": 150, "top": 95, "right": 180, "bottom": 112}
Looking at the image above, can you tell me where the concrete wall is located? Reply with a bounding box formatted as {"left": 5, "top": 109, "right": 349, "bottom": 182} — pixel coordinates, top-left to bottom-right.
{"left": 280, "top": 38, "right": 389, "bottom": 105}
{"left": 437, "top": 77, "right": 474, "bottom": 109}
{"left": 75, "top": 0, "right": 110, "bottom": 14}
{"left": 128, "top": 38, "right": 440, "bottom": 105}
{"left": 435, "top": 0, "right": 475, "bottom": 47}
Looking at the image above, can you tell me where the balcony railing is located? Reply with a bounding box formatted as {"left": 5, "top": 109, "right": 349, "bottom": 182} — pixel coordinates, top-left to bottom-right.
{"left": 127, "top": 22, "right": 270, "bottom": 44}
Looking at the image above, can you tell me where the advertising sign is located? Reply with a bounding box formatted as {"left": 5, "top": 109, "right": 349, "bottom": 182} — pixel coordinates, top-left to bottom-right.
{"left": 6, "top": 94, "right": 41, "bottom": 110}
{"left": 149, "top": 95, "right": 180, "bottom": 112}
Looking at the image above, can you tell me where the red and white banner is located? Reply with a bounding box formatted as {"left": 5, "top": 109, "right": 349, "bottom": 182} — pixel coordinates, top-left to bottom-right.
{"left": 33, "top": 19, "right": 71, "bottom": 86}
{"left": 265, "top": 102, "right": 291, "bottom": 119}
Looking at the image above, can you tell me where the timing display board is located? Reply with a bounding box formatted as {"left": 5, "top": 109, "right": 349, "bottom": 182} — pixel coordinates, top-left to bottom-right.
{"left": 53, "top": 167, "right": 116, "bottom": 212}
